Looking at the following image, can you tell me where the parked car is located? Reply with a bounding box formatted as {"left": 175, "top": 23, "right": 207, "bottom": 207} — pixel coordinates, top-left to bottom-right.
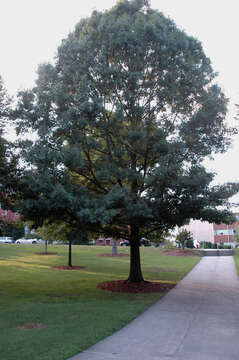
{"left": 140, "top": 238, "right": 151, "bottom": 247}
{"left": 15, "top": 238, "right": 40, "bottom": 244}
{"left": 120, "top": 240, "right": 130, "bottom": 246}
{"left": 0, "top": 237, "right": 13, "bottom": 244}
{"left": 120, "top": 239, "right": 151, "bottom": 247}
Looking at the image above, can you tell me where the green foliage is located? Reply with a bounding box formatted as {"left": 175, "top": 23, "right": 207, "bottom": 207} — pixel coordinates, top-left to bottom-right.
{"left": 36, "top": 220, "right": 89, "bottom": 245}
{"left": 176, "top": 230, "right": 194, "bottom": 249}
{"left": 36, "top": 220, "right": 71, "bottom": 243}
{"left": 216, "top": 244, "right": 232, "bottom": 249}
{"left": 0, "top": 218, "right": 24, "bottom": 240}
{"left": 0, "top": 75, "right": 11, "bottom": 122}
{"left": 234, "top": 226, "right": 239, "bottom": 243}
{"left": 200, "top": 241, "right": 212, "bottom": 248}
{"left": 14, "top": 1, "right": 239, "bottom": 281}
{"left": 145, "top": 228, "right": 172, "bottom": 245}
{"left": 36, "top": 220, "right": 89, "bottom": 264}
{"left": 114, "top": 0, "right": 150, "bottom": 14}
{"left": 185, "top": 238, "right": 194, "bottom": 249}
{"left": 0, "top": 76, "right": 19, "bottom": 209}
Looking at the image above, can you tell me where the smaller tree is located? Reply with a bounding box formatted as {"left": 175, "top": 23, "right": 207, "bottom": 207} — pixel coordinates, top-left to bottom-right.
{"left": 34, "top": 223, "right": 49, "bottom": 254}
{"left": 146, "top": 228, "right": 172, "bottom": 247}
{"left": 176, "top": 230, "right": 194, "bottom": 249}
{"left": 36, "top": 220, "right": 71, "bottom": 261}
{"left": 36, "top": 219, "right": 89, "bottom": 265}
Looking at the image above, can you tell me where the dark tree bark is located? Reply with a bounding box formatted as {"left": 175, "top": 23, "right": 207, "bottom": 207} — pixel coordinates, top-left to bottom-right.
{"left": 68, "top": 239, "right": 72, "bottom": 267}
{"left": 127, "top": 224, "right": 144, "bottom": 282}
{"left": 45, "top": 239, "right": 48, "bottom": 254}
{"left": 112, "top": 238, "right": 118, "bottom": 255}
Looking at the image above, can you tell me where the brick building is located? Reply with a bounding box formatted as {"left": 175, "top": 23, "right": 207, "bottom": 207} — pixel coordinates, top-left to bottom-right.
{"left": 213, "top": 213, "right": 239, "bottom": 247}
{"left": 182, "top": 214, "right": 239, "bottom": 247}
{"left": 0, "top": 207, "right": 20, "bottom": 237}
{"left": 0, "top": 208, "right": 19, "bottom": 222}
{"left": 95, "top": 237, "right": 124, "bottom": 246}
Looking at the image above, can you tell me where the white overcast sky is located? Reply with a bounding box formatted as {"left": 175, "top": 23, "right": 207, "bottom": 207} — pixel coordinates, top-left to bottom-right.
{"left": 1, "top": 0, "right": 239, "bottom": 202}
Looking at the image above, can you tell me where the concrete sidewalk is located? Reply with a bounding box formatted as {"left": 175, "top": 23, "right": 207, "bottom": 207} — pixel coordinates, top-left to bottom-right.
{"left": 69, "top": 256, "right": 239, "bottom": 360}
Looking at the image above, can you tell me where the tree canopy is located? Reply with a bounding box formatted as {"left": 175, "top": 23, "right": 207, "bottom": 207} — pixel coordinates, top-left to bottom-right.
{"left": 176, "top": 229, "right": 194, "bottom": 249}
{"left": 14, "top": 0, "right": 239, "bottom": 282}
{"left": 0, "top": 76, "right": 19, "bottom": 210}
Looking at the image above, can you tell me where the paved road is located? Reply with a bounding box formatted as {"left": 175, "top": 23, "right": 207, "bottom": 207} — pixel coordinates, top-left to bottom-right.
{"left": 69, "top": 256, "right": 239, "bottom": 360}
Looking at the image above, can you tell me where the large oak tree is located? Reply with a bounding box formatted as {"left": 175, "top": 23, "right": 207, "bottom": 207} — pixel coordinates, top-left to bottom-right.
{"left": 0, "top": 75, "right": 19, "bottom": 211}
{"left": 14, "top": 0, "right": 239, "bottom": 282}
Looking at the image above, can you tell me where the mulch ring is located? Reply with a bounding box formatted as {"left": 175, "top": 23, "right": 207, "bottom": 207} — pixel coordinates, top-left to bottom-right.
{"left": 35, "top": 252, "right": 58, "bottom": 255}
{"left": 52, "top": 265, "right": 86, "bottom": 270}
{"left": 19, "top": 323, "right": 45, "bottom": 331}
{"left": 97, "top": 254, "right": 129, "bottom": 258}
{"left": 98, "top": 280, "right": 176, "bottom": 293}
{"left": 161, "top": 249, "right": 201, "bottom": 257}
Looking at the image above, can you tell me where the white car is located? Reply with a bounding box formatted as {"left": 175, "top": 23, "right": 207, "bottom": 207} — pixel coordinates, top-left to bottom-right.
{"left": 0, "top": 237, "right": 13, "bottom": 244}
{"left": 15, "top": 238, "right": 40, "bottom": 244}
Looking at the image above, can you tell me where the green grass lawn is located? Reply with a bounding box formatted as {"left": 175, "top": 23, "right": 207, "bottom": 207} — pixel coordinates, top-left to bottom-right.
{"left": 233, "top": 249, "right": 239, "bottom": 273}
{"left": 0, "top": 244, "right": 201, "bottom": 360}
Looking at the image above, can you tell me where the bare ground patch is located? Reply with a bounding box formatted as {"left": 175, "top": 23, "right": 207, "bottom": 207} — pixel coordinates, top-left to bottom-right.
{"left": 161, "top": 249, "right": 202, "bottom": 257}
{"left": 97, "top": 254, "right": 129, "bottom": 258}
{"left": 98, "top": 280, "right": 175, "bottom": 293}
{"left": 52, "top": 265, "right": 86, "bottom": 270}
{"left": 19, "top": 323, "right": 45, "bottom": 330}
{"left": 35, "top": 252, "right": 58, "bottom": 255}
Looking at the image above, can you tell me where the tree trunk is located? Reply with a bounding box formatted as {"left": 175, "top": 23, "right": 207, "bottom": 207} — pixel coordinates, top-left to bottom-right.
{"left": 112, "top": 238, "right": 118, "bottom": 256}
{"left": 127, "top": 224, "right": 144, "bottom": 282}
{"left": 45, "top": 240, "right": 48, "bottom": 254}
{"left": 68, "top": 239, "right": 72, "bottom": 267}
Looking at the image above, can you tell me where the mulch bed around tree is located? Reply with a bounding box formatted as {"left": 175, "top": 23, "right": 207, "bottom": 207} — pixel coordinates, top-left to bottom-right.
{"left": 97, "top": 254, "right": 129, "bottom": 257}
{"left": 52, "top": 266, "right": 86, "bottom": 270}
{"left": 19, "top": 323, "right": 45, "bottom": 330}
{"left": 161, "top": 249, "right": 201, "bottom": 257}
{"left": 98, "top": 280, "right": 176, "bottom": 293}
{"left": 36, "top": 252, "right": 58, "bottom": 255}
